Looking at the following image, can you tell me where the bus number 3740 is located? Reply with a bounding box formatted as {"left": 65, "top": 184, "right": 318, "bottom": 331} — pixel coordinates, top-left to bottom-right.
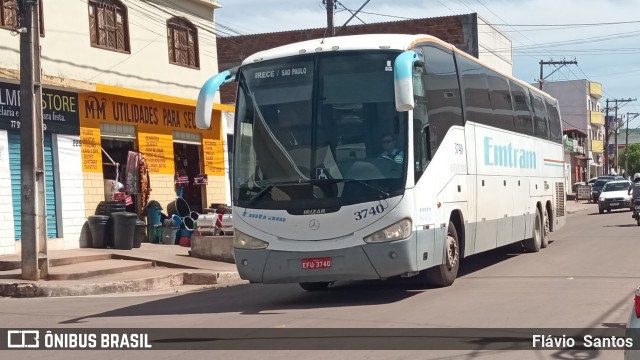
{"left": 354, "top": 205, "right": 386, "bottom": 220}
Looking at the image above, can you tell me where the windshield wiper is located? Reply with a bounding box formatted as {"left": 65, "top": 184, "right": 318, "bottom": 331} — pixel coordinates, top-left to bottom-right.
{"left": 247, "top": 180, "right": 309, "bottom": 206}
{"left": 321, "top": 178, "right": 390, "bottom": 199}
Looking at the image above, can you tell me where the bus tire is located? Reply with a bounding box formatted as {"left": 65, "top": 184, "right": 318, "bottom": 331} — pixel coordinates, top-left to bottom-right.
{"left": 299, "top": 282, "right": 331, "bottom": 291}
{"left": 541, "top": 207, "right": 550, "bottom": 249}
{"left": 424, "top": 221, "right": 459, "bottom": 287}
{"left": 524, "top": 208, "right": 542, "bottom": 253}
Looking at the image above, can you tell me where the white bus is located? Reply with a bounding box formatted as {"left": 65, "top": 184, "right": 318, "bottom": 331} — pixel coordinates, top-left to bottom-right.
{"left": 196, "top": 34, "right": 566, "bottom": 291}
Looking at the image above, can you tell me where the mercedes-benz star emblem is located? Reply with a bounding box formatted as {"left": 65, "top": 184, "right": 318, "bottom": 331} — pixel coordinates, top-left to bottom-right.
{"left": 309, "top": 219, "right": 320, "bottom": 231}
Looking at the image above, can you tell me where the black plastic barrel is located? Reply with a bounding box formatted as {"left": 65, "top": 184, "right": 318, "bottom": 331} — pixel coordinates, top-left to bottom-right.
{"left": 134, "top": 220, "right": 146, "bottom": 248}
{"left": 111, "top": 212, "right": 138, "bottom": 250}
{"left": 95, "top": 201, "right": 126, "bottom": 216}
{"left": 87, "top": 215, "right": 109, "bottom": 248}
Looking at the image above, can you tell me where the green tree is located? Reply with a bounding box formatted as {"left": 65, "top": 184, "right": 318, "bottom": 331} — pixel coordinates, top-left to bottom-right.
{"left": 619, "top": 144, "right": 640, "bottom": 176}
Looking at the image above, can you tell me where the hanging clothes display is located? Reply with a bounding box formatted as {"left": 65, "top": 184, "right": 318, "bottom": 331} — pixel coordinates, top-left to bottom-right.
{"left": 139, "top": 154, "right": 152, "bottom": 214}
{"left": 125, "top": 151, "right": 141, "bottom": 194}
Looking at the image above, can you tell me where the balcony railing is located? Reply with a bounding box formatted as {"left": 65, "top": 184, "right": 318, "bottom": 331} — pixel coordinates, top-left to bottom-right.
{"left": 589, "top": 82, "right": 602, "bottom": 98}
{"left": 590, "top": 111, "right": 604, "bottom": 125}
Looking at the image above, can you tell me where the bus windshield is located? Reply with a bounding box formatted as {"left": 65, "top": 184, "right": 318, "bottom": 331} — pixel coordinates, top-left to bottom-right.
{"left": 234, "top": 51, "right": 407, "bottom": 209}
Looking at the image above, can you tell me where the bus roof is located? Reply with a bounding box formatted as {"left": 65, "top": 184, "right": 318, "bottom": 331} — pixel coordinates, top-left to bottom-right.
{"left": 242, "top": 33, "right": 556, "bottom": 102}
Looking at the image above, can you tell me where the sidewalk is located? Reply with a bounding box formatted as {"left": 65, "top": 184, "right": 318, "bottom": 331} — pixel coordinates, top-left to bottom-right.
{"left": 0, "top": 243, "right": 246, "bottom": 298}
{"left": 565, "top": 198, "right": 595, "bottom": 214}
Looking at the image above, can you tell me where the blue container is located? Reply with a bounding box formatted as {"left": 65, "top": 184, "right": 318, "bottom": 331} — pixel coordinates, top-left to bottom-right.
{"left": 171, "top": 214, "right": 183, "bottom": 228}
{"left": 146, "top": 206, "right": 162, "bottom": 226}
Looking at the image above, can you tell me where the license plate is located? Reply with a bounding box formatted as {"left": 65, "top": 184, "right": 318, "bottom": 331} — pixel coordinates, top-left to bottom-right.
{"left": 610, "top": 202, "right": 619, "bottom": 206}
{"left": 301, "top": 257, "right": 332, "bottom": 269}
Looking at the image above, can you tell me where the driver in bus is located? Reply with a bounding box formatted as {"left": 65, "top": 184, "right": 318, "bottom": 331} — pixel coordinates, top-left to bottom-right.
{"left": 380, "top": 134, "right": 404, "bottom": 165}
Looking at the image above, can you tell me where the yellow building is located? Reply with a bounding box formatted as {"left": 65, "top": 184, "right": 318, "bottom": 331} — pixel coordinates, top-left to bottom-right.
{"left": 78, "top": 85, "right": 233, "bottom": 218}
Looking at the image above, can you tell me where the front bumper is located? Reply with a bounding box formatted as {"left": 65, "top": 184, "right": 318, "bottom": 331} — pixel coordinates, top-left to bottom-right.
{"left": 599, "top": 199, "right": 631, "bottom": 210}
{"left": 234, "top": 235, "right": 417, "bottom": 284}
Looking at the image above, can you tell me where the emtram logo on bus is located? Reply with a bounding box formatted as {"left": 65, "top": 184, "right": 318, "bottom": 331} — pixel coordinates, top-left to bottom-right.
{"left": 483, "top": 137, "right": 537, "bottom": 169}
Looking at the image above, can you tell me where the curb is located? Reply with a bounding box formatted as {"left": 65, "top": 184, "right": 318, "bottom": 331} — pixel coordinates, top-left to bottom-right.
{"left": 0, "top": 271, "right": 246, "bottom": 298}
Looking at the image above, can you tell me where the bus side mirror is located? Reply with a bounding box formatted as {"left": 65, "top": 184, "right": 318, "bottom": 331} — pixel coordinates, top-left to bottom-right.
{"left": 196, "top": 67, "right": 238, "bottom": 129}
{"left": 394, "top": 50, "right": 419, "bottom": 112}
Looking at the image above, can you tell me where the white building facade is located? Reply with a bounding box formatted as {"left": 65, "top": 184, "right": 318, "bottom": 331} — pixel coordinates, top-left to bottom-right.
{"left": 0, "top": 0, "right": 233, "bottom": 255}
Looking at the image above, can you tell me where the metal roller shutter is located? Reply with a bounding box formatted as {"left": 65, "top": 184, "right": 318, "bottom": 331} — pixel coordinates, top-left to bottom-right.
{"left": 8, "top": 132, "right": 59, "bottom": 240}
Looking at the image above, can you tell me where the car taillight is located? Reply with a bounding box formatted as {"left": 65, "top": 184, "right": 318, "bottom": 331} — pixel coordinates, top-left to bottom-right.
{"left": 635, "top": 287, "right": 640, "bottom": 318}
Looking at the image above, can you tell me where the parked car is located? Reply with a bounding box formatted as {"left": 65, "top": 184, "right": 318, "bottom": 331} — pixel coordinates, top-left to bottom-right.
{"left": 592, "top": 176, "right": 625, "bottom": 203}
{"left": 597, "top": 180, "right": 632, "bottom": 213}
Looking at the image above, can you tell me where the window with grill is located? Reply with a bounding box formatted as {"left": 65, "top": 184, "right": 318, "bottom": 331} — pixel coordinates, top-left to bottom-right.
{"left": 167, "top": 17, "right": 199, "bottom": 69}
{"left": 1, "top": 0, "right": 44, "bottom": 35}
{"left": 88, "top": 0, "right": 130, "bottom": 53}
{"left": 0, "top": 0, "right": 18, "bottom": 30}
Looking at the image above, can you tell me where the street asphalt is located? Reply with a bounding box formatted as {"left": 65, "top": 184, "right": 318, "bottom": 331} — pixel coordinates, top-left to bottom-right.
{"left": 1, "top": 205, "right": 638, "bottom": 359}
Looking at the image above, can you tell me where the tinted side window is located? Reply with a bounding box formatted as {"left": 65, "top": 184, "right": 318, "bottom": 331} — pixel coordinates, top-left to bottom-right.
{"left": 530, "top": 91, "right": 550, "bottom": 140}
{"left": 486, "top": 69, "right": 516, "bottom": 132}
{"left": 455, "top": 53, "right": 492, "bottom": 126}
{"left": 510, "top": 80, "right": 534, "bottom": 136}
{"left": 546, "top": 98, "right": 562, "bottom": 143}
{"left": 413, "top": 46, "right": 463, "bottom": 183}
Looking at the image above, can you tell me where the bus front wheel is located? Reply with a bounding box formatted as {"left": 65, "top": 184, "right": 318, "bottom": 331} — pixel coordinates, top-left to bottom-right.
{"left": 424, "top": 221, "right": 459, "bottom": 287}
{"left": 299, "top": 282, "right": 331, "bottom": 291}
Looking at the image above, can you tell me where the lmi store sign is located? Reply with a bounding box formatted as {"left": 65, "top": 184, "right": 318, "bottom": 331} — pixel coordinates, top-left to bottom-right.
{"left": 0, "top": 82, "right": 79, "bottom": 134}
{"left": 78, "top": 92, "right": 224, "bottom": 176}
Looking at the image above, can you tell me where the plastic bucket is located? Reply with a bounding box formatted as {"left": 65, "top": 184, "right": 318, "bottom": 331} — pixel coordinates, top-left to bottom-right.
{"left": 134, "top": 220, "right": 146, "bottom": 248}
{"left": 167, "top": 197, "right": 191, "bottom": 217}
{"left": 171, "top": 214, "right": 183, "bottom": 228}
{"left": 161, "top": 227, "right": 179, "bottom": 245}
{"left": 182, "top": 217, "right": 195, "bottom": 231}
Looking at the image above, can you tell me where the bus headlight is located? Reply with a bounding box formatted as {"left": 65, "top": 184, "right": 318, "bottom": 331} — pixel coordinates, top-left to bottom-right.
{"left": 234, "top": 230, "right": 269, "bottom": 249}
{"left": 364, "top": 219, "right": 412, "bottom": 243}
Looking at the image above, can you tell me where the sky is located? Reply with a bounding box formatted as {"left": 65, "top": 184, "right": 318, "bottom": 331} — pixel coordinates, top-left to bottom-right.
{"left": 214, "top": 0, "right": 640, "bottom": 127}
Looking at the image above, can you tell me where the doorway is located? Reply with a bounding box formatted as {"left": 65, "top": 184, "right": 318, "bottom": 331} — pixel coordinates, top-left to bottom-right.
{"left": 173, "top": 142, "right": 203, "bottom": 213}
{"left": 101, "top": 137, "right": 137, "bottom": 213}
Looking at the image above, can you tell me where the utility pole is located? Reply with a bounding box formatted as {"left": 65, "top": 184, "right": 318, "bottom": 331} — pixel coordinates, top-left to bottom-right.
{"left": 19, "top": 0, "right": 47, "bottom": 280}
{"left": 625, "top": 112, "right": 640, "bottom": 175}
{"left": 538, "top": 59, "right": 578, "bottom": 90}
{"left": 604, "top": 98, "right": 636, "bottom": 174}
{"left": 325, "top": 0, "right": 335, "bottom": 37}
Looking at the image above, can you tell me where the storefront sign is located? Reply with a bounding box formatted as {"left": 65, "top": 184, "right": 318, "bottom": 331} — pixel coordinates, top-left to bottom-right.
{"left": 80, "top": 127, "right": 102, "bottom": 173}
{"left": 80, "top": 93, "right": 199, "bottom": 131}
{"left": 138, "top": 133, "right": 174, "bottom": 174}
{"left": 203, "top": 139, "right": 225, "bottom": 176}
{"left": 0, "top": 82, "right": 79, "bottom": 134}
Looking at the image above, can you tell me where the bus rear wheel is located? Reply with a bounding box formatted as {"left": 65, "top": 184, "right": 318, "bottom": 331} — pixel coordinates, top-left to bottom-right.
{"left": 299, "top": 282, "right": 331, "bottom": 291}
{"left": 524, "top": 208, "right": 542, "bottom": 253}
{"left": 541, "top": 207, "right": 550, "bottom": 248}
{"left": 424, "top": 221, "right": 459, "bottom": 287}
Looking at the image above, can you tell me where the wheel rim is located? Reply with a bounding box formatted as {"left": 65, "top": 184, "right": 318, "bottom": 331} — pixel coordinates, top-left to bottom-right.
{"left": 543, "top": 212, "right": 550, "bottom": 240}
{"left": 445, "top": 234, "right": 458, "bottom": 271}
{"left": 534, "top": 213, "right": 541, "bottom": 245}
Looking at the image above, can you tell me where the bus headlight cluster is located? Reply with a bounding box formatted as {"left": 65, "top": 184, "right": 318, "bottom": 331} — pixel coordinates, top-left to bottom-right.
{"left": 234, "top": 230, "right": 269, "bottom": 249}
{"left": 364, "top": 219, "right": 412, "bottom": 243}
